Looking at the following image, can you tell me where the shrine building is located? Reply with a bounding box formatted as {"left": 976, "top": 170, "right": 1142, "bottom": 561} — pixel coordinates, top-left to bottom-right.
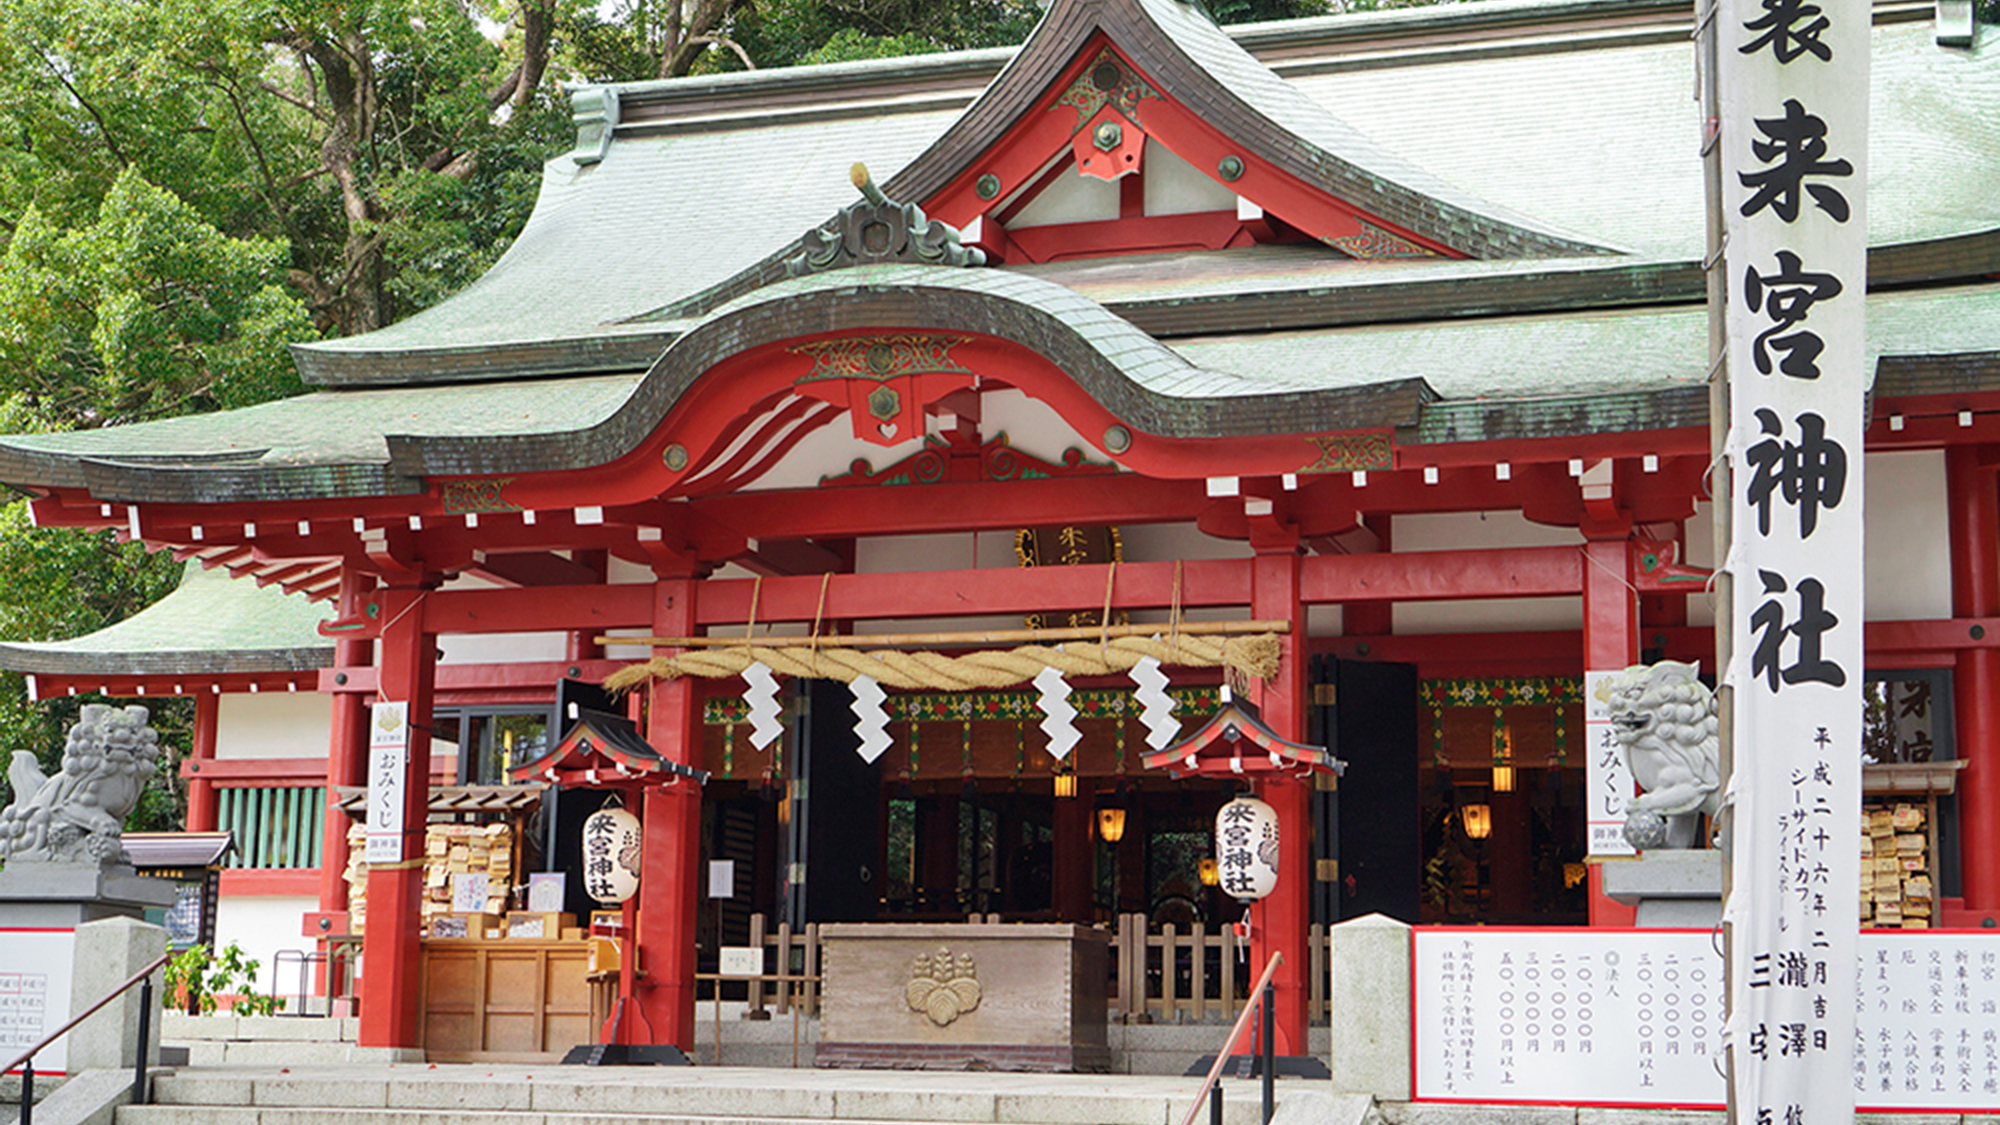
{"left": 0, "top": 0, "right": 1995, "bottom": 1064}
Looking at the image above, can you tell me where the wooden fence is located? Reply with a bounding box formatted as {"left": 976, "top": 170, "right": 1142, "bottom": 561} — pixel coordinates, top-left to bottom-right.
{"left": 728, "top": 913, "right": 1334, "bottom": 1024}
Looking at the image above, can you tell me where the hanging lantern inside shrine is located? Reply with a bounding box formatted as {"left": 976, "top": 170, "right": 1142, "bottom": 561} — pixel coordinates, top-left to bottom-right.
{"left": 582, "top": 805, "right": 643, "bottom": 904}
{"left": 1213, "top": 796, "right": 1278, "bottom": 901}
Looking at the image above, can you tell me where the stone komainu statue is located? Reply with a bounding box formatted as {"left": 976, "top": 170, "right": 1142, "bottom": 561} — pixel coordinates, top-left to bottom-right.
{"left": 0, "top": 704, "right": 161, "bottom": 865}
{"left": 1605, "top": 661, "right": 1721, "bottom": 850}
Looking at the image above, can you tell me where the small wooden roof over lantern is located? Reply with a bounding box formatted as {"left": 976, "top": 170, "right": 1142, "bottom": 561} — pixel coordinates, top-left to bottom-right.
{"left": 1141, "top": 688, "right": 1345, "bottom": 781}
{"left": 508, "top": 707, "right": 710, "bottom": 791}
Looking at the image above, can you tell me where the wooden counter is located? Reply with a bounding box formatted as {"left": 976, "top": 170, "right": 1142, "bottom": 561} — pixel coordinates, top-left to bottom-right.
{"left": 817, "top": 922, "right": 1109, "bottom": 1072}
{"left": 419, "top": 937, "right": 606, "bottom": 1062}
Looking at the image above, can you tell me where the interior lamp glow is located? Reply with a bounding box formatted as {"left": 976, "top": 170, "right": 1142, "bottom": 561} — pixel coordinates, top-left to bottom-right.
{"left": 1097, "top": 807, "right": 1127, "bottom": 843}
{"left": 1461, "top": 803, "right": 1493, "bottom": 840}
{"left": 1054, "top": 770, "right": 1077, "bottom": 799}
{"left": 1198, "top": 857, "right": 1220, "bottom": 886}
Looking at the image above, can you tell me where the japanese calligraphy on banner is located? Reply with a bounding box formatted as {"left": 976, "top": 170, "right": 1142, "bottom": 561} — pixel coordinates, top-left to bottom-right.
{"left": 1585, "top": 670, "right": 1637, "bottom": 857}
{"left": 1412, "top": 929, "right": 2000, "bottom": 1115}
{"left": 1716, "top": 0, "right": 1868, "bottom": 1117}
{"left": 366, "top": 701, "right": 409, "bottom": 864}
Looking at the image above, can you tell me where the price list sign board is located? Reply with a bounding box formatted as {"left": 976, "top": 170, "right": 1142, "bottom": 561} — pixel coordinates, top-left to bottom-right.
{"left": 1713, "top": 0, "right": 1870, "bottom": 1114}
{"left": 1414, "top": 928, "right": 1724, "bottom": 1107}
{"left": 1852, "top": 933, "right": 2000, "bottom": 1113}
{"left": 1415, "top": 929, "right": 2000, "bottom": 1114}
{"left": 0, "top": 928, "right": 76, "bottom": 1075}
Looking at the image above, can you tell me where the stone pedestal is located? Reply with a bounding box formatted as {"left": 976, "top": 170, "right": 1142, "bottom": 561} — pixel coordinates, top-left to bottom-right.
{"left": 0, "top": 864, "right": 172, "bottom": 1078}
{"left": 817, "top": 923, "right": 1108, "bottom": 1072}
{"left": 0, "top": 861, "right": 178, "bottom": 927}
{"left": 1601, "top": 850, "right": 1723, "bottom": 928}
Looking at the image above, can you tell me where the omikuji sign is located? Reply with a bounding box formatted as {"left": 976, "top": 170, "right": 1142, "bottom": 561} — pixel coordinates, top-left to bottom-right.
{"left": 1717, "top": 0, "right": 1868, "bottom": 1118}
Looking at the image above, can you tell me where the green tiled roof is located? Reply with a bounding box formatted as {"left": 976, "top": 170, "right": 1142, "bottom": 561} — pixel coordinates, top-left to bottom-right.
{"left": 4, "top": 278, "right": 1993, "bottom": 503}
{"left": 1290, "top": 18, "right": 2000, "bottom": 260}
{"left": 0, "top": 562, "right": 332, "bottom": 676}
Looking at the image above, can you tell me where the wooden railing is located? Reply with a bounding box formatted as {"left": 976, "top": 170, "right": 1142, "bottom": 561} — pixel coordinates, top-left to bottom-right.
{"left": 217, "top": 785, "right": 324, "bottom": 868}
{"left": 726, "top": 913, "right": 1335, "bottom": 1024}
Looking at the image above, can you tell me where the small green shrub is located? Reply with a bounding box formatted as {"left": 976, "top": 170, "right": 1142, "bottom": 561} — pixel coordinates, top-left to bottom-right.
{"left": 164, "top": 942, "right": 284, "bottom": 1016}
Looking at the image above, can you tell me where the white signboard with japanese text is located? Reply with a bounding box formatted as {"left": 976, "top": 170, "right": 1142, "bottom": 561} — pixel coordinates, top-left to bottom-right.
{"left": 1414, "top": 929, "right": 1723, "bottom": 1107}
{"left": 0, "top": 929, "right": 76, "bottom": 1075}
{"left": 1716, "top": 0, "right": 1869, "bottom": 1116}
{"left": 1584, "top": 670, "right": 1637, "bottom": 858}
{"left": 366, "top": 700, "right": 409, "bottom": 864}
{"left": 1414, "top": 929, "right": 2000, "bottom": 1114}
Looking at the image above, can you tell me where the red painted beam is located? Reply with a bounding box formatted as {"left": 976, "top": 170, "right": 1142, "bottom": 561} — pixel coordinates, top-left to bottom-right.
{"left": 180, "top": 757, "right": 451, "bottom": 784}
{"left": 694, "top": 558, "right": 1254, "bottom": 626}
{"left": 1302, "top": 545, "right": 1583, "bottom": 603}
{"left": 181, "top": 758, "right": 334, "bottom": 782}
{"left": 420, "top": 585, "right": 654, "bottom": 635}
{"left": 321, "top": 659, "right": 635, "bottom": 694}
{"left": 219, "top": 870, "right": 321, "bottom": 896}
{"left": 28, "top": 676, "right": 318, "bottom": 701}
{"left": 689, "top": 474, "right": 1213, "bottom": 541}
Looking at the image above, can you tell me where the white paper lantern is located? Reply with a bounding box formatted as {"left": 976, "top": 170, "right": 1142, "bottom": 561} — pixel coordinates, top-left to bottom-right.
{"left": 582, "top": 805, "right": 643, "bottom": 904}
{"left": 1214, "top": 797, "right": 1279, "bottom": 901}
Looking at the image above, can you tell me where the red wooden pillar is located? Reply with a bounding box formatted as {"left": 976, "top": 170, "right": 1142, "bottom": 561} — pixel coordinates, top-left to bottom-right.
{"left": 358, "top": 584, "right": 437, "bottom": 1050}
{"left": 1249, "top": 550, "right": 1310, "bottom": 1055}
{"left": 640, "top": 576, "right": 703, "bottom": 1050}
{"left": 320, "top": 580, "right": 374, "bottom": 918}
{"left": 1051, "top": 791, "right": 1093, "bottom": 922}
{"left": 186, "top": 691, "right": 220, "bottom": 832}
{"left": 1582, "top": 538, "right": 1639, "bottom": 926}
{"left": 1948, "top": 446, "right": 2000, "bottom": 915}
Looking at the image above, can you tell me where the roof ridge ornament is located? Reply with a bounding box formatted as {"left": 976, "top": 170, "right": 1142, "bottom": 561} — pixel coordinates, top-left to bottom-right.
{"left": 786, "top": 163, "right": 987, "bottom": 277}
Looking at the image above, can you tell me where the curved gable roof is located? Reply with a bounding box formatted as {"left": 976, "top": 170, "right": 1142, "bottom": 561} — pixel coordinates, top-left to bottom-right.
{"left": 888, "top": 0, "right": 1615, "bottom": 258}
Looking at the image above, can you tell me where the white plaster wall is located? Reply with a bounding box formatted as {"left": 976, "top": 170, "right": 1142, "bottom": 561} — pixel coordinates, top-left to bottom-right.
{"left": 979, "top": 389, "right": 1101, "bottom": 467}
{"left": 1118, "top": 522, "right": 1251, "bottom": 563}
{"left": 1390, "top": 511, "right": 1585, "bottom": 634}
{"left": 1143, "top": 143, "right": 1239, "bottom": 216}
{"left": 1010, "top": 162, "right": 1119, "bottom": 228}
{"left": 744, "top": 385, "right": 1104, "bottom": 495}
{"left": 213, "top": 895, "right": 316, "bottom": 1000}
{"left": 438, "top": 631, "right": 568, "bottom": 664}
{"left": 1864, "top": 450, "right": 1950, "bottom": 621}
{"left": 215, "top": 693, "right": 332, "bottom": 760}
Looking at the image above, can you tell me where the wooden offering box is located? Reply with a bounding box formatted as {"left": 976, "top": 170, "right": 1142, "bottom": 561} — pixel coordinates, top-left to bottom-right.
{"left": 420, "top": 937, "right": 604, "bottom": 1062}
{"left": 818, "top": 923, "right": 1109, "bottom": 1072}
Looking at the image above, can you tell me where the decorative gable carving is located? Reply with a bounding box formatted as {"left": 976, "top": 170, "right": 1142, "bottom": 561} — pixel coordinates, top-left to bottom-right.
{"left": 786, "top": 164, "right": 987, "bottom": 278}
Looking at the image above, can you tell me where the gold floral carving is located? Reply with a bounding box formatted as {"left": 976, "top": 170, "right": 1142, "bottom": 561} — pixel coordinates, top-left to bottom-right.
{"left": 791, "top": 335, "right": 972, "bottom": 384}
{"left": 440, "top": 478, "right": 520, "bottom": 513}
{"left": 906, "top": 945, "right": 982, "bottom": 1027}
{"left": 1324, "top": 221, "right": 1440, "bottom": 260}
{"left": 1053, "top": 48, "right": 1157, "bottom": 133}
{"left": 1300, "top": 433, "right": 1393, "bottom": 473}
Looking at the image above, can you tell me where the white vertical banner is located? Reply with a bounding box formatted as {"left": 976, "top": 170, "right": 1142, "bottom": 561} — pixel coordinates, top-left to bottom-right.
{"left": 367, "top": 701, "right": 409, "bottom": 863}
{"left": 1584, "top": 669, "right": 1637, "bottom": 858}
{"left": 1717, "top": 0, "right": 1868, "bottom": 1120}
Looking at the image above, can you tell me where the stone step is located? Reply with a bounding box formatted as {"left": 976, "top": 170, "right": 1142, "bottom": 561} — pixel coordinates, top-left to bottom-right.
{"left": 133, "top": 1067, "right": 1275, "bottom": 1125}
{"left": 120, "top": 1109, "right": 1226, "bottom": 1125}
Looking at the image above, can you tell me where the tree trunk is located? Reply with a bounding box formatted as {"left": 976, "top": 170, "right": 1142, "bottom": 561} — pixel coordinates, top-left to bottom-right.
{"left": 303, "top": 34, "right": 386, "bottom": 335}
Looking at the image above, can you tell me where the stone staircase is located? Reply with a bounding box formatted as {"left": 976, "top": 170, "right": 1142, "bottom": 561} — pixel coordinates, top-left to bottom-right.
{"left": 113, "top": 1065, "right": 1346, "bottom": 1125}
